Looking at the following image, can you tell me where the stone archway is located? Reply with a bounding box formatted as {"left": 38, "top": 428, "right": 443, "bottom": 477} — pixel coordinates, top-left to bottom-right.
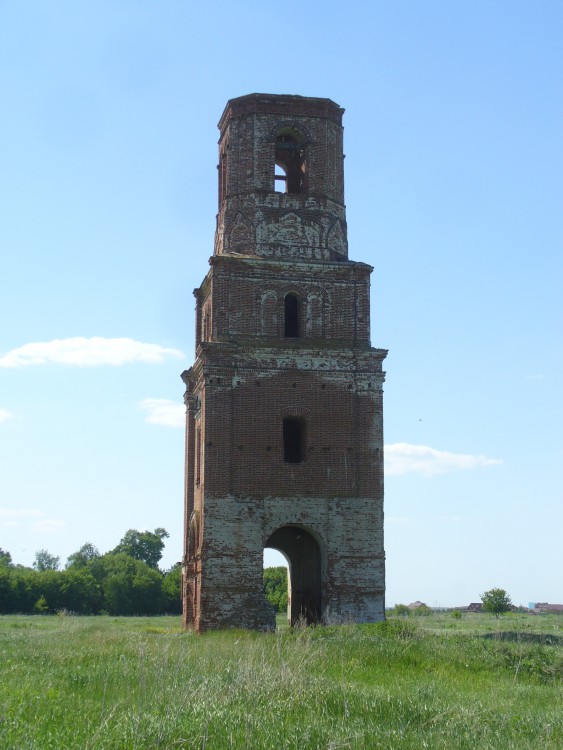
{"left": 265, "top": 526, "right": 322, "bottom": 626}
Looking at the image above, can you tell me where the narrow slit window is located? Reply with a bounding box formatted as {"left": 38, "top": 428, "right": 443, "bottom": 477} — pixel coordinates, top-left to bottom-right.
{"left": 283, "top": 417, "right": 305, "bottom": 463}
{"left": 284, "top": 293, "right": 300, "bottom": 337}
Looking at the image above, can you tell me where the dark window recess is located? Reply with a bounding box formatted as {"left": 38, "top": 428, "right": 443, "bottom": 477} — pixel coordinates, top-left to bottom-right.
{"left": 284, "top": 417, "right": 305, "bottom": 463}
{"left": 284, "top": 294, "right": 300, "bottom": 337}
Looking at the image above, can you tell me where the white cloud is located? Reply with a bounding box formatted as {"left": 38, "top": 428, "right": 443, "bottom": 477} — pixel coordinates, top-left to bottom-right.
{"left": 0, "top": 408, "right": 13, "bottom": 422}
{"left": 32, "top": 519, "right": 65, "bottom": 533}
{"left": 139, "top": 398, "right": 185, "bottom": 427}
{"left": 0, "top": 509, "right": 64, "bottom": 534}
{"left": 0, "top": 508, "right": 46, "bottom": 519}
{"left": 0, "top": 508, "right": 47, "bottom": 529}
{"left": 0, "top": 337, "right": 184, "bottom": 368}
{"left": 385, "top": 443, "right": 502, "bottom": 478}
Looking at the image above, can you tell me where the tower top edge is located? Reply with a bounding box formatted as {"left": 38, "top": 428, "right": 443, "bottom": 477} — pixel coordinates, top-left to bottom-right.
{"left": 218, "top": 93, "right": 344, "bottom": 132}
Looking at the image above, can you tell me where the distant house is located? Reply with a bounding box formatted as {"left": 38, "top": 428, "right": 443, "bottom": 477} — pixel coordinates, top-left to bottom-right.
{"left": 534, "top": 603, "right": 563, "bottom": 613}
{"left": 408, "top": 601, "right": 427, "bottom": 610}
{"left": 466, "top": 602, "right": 483, "bottom": 612}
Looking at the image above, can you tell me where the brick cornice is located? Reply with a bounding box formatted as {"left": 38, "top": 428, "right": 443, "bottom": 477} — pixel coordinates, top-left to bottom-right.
{"left": 218, "top": 93, "right": 344, "bottom": 136}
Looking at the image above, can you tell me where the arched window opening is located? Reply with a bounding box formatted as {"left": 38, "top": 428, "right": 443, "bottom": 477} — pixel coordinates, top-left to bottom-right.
{"left": 283, "top": 417, "right": 305, "bottom": 463}
{"left": 275, "top": 129, "right": 306, "bottom": 194}
{"left": 284, "top": 293, "right": 300, "bottom": 338}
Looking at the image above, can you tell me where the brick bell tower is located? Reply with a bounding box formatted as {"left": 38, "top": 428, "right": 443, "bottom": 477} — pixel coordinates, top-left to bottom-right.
{"left": 182, "top": 94, "right": 387, "bottom": 631}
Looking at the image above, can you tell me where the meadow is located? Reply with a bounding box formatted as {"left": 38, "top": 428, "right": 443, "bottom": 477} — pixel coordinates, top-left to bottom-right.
{"left": 0, "top": 612, "right": 561, "bottom": 749}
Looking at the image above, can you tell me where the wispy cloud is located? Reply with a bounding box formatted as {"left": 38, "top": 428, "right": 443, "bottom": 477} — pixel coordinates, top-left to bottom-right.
{"left": 385, "top": 443, "right": 502, "bottom": 477}
{"left": 386, "top": 516, "right": 414, "bottom": 524}
{"left": 0, "top": 510, "right": 64, "bottom": 534}
{"left": 139, "top": 398, "right": 184, "bottom": 427}
{"left": 0, "top": 337, "right": 184, "bottom": 368}
{"left": 32, "top": 519, "right": 65, "bottom": 533}
{"left": 0, "top": 508, "right": 46, "bottom": 529}
{"left": 0, "top": 508, "right": 46, "bottom": 519}
{"left": 0, "top": 408, "right": 13, "bottom": 422}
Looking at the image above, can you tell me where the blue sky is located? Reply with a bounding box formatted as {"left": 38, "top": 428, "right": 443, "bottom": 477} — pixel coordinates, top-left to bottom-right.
{"left": 1, "top": 1, "right": 561, "bottom": 607}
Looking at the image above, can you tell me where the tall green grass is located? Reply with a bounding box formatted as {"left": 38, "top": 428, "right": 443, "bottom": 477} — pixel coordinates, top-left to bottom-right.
{"left": 0, "top": 613, "right": 561, "bottom": 749}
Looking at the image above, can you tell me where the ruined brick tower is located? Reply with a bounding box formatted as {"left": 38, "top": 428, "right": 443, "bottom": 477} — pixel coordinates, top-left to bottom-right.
{"left": 182, "top": 94, "right": 387, "bottom": 631}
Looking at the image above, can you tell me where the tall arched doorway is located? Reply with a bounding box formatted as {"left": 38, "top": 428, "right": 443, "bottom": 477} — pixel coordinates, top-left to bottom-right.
{"left": 265, "top": 526, "right": 322, "bottom": 626}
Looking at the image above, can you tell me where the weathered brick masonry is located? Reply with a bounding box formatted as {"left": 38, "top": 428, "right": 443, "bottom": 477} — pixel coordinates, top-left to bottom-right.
{"left": 182, "top": 94, "right": 387, "bottom": 631}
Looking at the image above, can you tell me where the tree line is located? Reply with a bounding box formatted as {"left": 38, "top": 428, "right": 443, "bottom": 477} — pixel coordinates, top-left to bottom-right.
{"left": 0, "top": 529, "right": 181, "bottom": 615}
{"left": 0, "top": 533, "right": 290, "bottom": 617}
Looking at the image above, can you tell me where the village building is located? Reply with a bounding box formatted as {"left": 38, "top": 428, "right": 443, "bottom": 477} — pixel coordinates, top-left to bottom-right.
{"left": 533, "top": 603, "right": 563, "bottom": 613}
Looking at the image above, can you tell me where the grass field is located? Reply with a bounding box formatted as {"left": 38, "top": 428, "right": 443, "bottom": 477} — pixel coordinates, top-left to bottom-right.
{"left": 0, "top": 612, "right": 561, "bottom": 749}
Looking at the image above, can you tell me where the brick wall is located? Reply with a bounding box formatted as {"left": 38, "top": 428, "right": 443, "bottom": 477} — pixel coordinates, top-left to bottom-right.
{"left": 215, "top": 94, "right": 347, "bottom": 260}
{"left": 182, "top": 94, "right": 387, "bottom": 631}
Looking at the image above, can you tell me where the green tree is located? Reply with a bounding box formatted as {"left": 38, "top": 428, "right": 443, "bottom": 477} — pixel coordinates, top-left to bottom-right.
{"left": 392, "top": 604, "right": 411, "bottom": 617}
{"left": 4, "top": 567, "right": 36, "bottom": 613}
{"left": 412, "top": 603, "right": 432, "bottom": 616}
{"left": 162, "top": 563, "right": 183, "bottom": 614}
{"left": 33, "top": 549, "right": 60, "bottom": 572}
{"left": 66, "top": 542, "right": 100, "bottom": 569}
{"left": 59, "top": 568, "right": 102, "bottom": 613}
{"left": 112, "top": 528, "right": 169, "bottom": 568}
{"left": 0, "top": 530, "right": 175, "bottom": 615}
{"left": 91, "top": 553, "right": 165, "bottom": 615}
{"left": 104, "top": 571, "right": 134, "bottom": 615}
{"left": 0, "top": 548, "right": 12, "bottom": 566}
{"left": 33, "top": 569, "right": 65, "bottom": 612}
{"left": 131, "top": 565, "right": 165, "bottom": 615}
{"left": 481, "top": 588, "right": 512, "bottom": 618}
{"left": 263, "top": 566, "right": 288, "bottom": 613}
{"left": 34, "top": 594, "right": 49, "bottom": 613}
{"left": 0, "top": 569, "right": 12, "bottom": 613}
